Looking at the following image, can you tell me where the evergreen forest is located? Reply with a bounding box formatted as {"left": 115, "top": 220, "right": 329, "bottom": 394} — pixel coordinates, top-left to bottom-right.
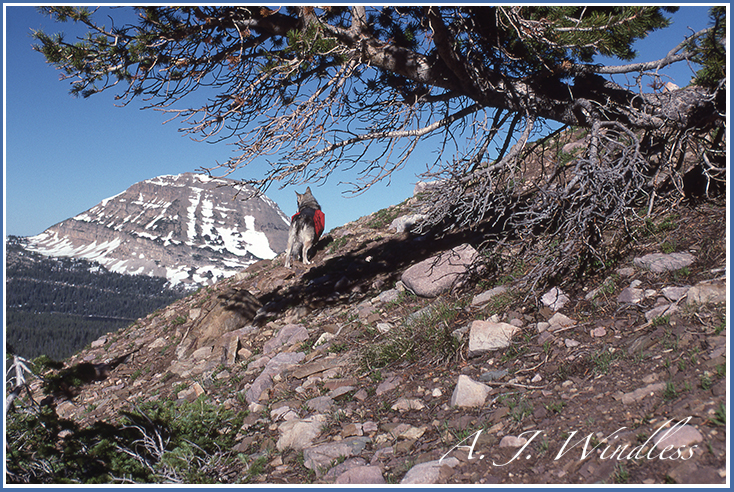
{"left": 6, "top": 238, "right": 188, "bottom": 360}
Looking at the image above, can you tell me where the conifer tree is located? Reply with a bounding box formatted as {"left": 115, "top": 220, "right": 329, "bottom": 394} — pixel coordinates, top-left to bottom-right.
{"left": 32, "top": 6, "right": 726, "bottom": 286}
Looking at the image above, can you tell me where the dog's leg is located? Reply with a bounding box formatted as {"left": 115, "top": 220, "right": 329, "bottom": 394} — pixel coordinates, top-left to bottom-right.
{"left": 302, "top": 237, "right": 313, "bottom": 265}
{"left": 284, "top": 234, "right": 295, "bottom": 268}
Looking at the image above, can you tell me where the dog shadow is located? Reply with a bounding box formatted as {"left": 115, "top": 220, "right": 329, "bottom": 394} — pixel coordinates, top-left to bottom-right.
{"left": 255, "top": 220, "right": 505, "bottom": 321}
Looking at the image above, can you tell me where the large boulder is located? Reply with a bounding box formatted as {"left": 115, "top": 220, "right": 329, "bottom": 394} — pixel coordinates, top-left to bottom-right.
{"left": 401, "top": 243, "right": 479, "bottom": 297}
{"left": 192, "top": 288, "right": 261, "bottom": 351}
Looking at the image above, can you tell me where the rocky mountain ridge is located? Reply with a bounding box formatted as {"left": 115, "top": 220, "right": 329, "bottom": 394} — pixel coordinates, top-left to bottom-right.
{"left": 23, "top": 173, "right": 290, "bottom": 287}
{"left": 18, "top": 191, "right": 727, "bottom": 485}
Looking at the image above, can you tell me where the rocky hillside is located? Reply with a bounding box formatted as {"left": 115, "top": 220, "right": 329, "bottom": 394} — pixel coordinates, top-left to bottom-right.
{"left": 13, "top": 192, "right": 727, "bottom": 485}
{"left": 23, "top": 173, "right": 289, "bottom": 287}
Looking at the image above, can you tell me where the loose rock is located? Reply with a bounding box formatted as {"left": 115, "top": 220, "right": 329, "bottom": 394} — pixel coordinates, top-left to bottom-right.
{"left": 633, "top": 252, "right": 695, "bottom": 273}
{"left": 401, "top": 457, "right": 460, "bottom": 484}
{"left": 276, "top": 414, "right": 326, "bottom": 451}
{"left": 541, "top": 287, "right": 569, "bottom": 311}
{"left": 450, "top": 374, "right": 491, "bottom": 408}
{"left": 302, "top": 437, "right": 371, "bottom": 473}
{"left": 401, "top": 243, "right": 479, "bottom": 297}
{"left": 335, "top": 465, "right": 386, "bottom": 484}
{"left": 468, "top": 320, "right": 521, "bottom": 356}
{"left": 686, "top": 281, "right": 726, "bottom": 305}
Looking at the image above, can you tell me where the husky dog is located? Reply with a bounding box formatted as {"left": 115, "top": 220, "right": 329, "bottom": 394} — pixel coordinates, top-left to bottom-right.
{"left": 284, "top": 187, "right": 325, "bottom": 268}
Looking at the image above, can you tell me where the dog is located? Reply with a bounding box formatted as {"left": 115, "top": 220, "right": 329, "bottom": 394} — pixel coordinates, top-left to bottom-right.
{"left": 284, "top": 187, "right": 325, "bottom": 268}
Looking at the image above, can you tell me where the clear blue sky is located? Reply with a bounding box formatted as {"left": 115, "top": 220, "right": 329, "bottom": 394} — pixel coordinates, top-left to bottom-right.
{"left": 4, "top": 5, "right": 715, "bottom": 238}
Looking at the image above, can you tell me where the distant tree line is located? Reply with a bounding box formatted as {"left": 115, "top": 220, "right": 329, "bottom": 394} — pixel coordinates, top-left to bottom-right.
{"left": 6, "top": 311, "right": 129, "bottom": 361}
{"left": 6, "top": 241, "right": 188, "bottom": 360}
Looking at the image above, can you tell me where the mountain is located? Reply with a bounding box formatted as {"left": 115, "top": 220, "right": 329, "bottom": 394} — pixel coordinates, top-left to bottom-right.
{"left": 24, "top": 173, "right": 290, "bottom": 287}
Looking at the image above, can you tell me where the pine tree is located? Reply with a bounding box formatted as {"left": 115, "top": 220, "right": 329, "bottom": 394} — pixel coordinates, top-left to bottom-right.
{"left": 31, "top": 6, "right": 725, "bottom": 287}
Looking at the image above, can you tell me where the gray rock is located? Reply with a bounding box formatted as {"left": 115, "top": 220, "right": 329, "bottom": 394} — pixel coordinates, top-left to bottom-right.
{"left": 499, "top": 435, "right": 528, "bottom": 448}
{"left": 547, "top": 312, "right": 576, "bottom": 331}
{"left": 376, "top": 375, "right": 402, "bottom": 396}
{"left": 413, "top": 180, "right": 442, "bottom": 195}
{"left": 329, "top": 385, "right": 355, "bottom": 399}
{"left": 91, "top": 337, "right": 107, "bottom": 349}
{"left": 686, "top": 281, "right": 726, "bottom": 305}
{"left": 263, "top": 324, "right": 309, "bottom": 354}
{"left": 471, "top": 285, "right": 508, "bottom": 306}
{"left": 389, "top": 214, "right": 426, "bottom": 233}
{"left": 450, "top": 374, "right": 491, "bottom": 408}
{"left": 661, "top": 286, "right": 691, "bottom": 302}
{"left": 541, "top": 287, "right": 569, "bottom": 311}
{"left": 590, "top": 327, "right": 607, "bottom": 338}
{"left": 653, "top": 423, "right": 703, "bottom": 449}
{"left": 276, "top": 414, "right": 326, "bottom": 451}
{"left": 391, "top": 398, "right": 426, "bottom": 411}
{"left": 400, "top": 457, "right": 460, "bottom": 484}
{"left": 246, "top": 352, "right": 305, "bottom": 403}
{"left": 247, "top": 355, "right": 270, "bottom": 371}
{"left": 292, "top": 358, "right": 341, "bottom": 379}
{"left": 270, "top": 405, "right": 299, "bottom": 422}
{"left": 667, "top": 461, "right": 725, "bottom": 484}
{"left": 335, "top": 465, "right": 385, "bottom": 484}
{"left": 378, "top": 289, "right": 400, "bottom": 304}
{"left": 633, "top": 252, "right": 695, "bottom": 273}
{"left": 479, "top": 369, "right": 508, "bottom": 382}
{"left": 323, "top": 457, "right": 366, "bottom": 481}
{"left": 393, "top": 425, "right": 427, "bottom": 440}
{"left": 645, "top": 303, "right": 678, "bottom": 322}
{"left": 302, "top": 437, "right": 371, "bottom": 472}
{"left": 468, "top": 320, "right": 521, "bottom": 356}
{"left": 306, "top": 396, "right": 335, "bottom": 413}
{"left": 401, "top": 243, "right": 479, "bottom": 297}
{"left": 619, "top": 382, "right": 666, "bottom": 405}
{"left": 617, "top": 267, "right": 635, "bottom": 277}
{"left": 617, "top": 287, "right": 644, "bottom": 304}
{"left": 561, "top": 138, "right": 587, "bottom": 154}
{"left": 406, "top": 305, "right": 434, "bottom": 325}
{"left": 538, "top": 331, "right": 554, "bottom": 344}
{"left": 376, "top": 323, "right": 392, "bottom": 334}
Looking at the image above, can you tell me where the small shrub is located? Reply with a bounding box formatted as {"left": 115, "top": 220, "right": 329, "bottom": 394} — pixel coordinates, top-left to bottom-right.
{"left": 243, "top": 454, "right": 269, "bottom": 482}
{"left": 502, "top": 395, "right": 533, "bottom": 422}
{"left": 663, "top": 381, "right": 678, "bottom": 400}
{"left": 589, "top": 348, "right": 623, "bottom": 374}
{"left": 545, "top": 400, "right": 566, "bottom": 414}
{"left": 366, "top": 206, "right": 402, "bottom": 229}
{"left": 712, "top": 403, "right": 726, "bottom": 426}
{"left": 359, "top": 300, "right": 462, "bottom": 370}
{"left": 328, "top": 236, "right": 348, "bottom": 253}
{"left": 660, "top": 240, "right": 677, "bottom": 254}
{"left": 612, "top": 463, "right": 630, "bottom": 484}
{"left": 714, "top": 314, "right": 725, "bottom": 335}
{"left": 700, "top": 373, "right": 712, "bottom": 390}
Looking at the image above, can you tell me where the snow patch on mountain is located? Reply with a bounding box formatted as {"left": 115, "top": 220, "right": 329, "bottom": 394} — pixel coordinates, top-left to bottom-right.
{"left": 25, "top": 173, "right": 289, "bottom": 287}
